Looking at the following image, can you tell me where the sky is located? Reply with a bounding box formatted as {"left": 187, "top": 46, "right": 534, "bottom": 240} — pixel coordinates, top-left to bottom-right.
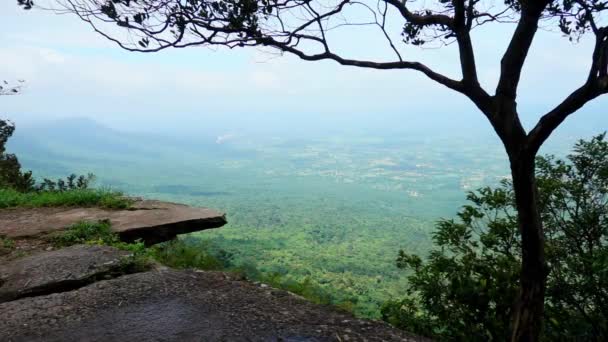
{"left": 0, "top": 1, "right": 606, "bottom": 139}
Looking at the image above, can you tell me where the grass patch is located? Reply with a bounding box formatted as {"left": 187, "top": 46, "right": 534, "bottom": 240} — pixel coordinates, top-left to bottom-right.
{"left": 150, "top": 239, "right": 227, "bottom": 271}
{"left": 1, "top": 236, "right": 15, "bottom": 249}
{"left": 52, "top": 220, "right": 118, "bottom": 247}
{"left": 0, "top": 188, "right": 132, "bottom": 209}
{"left": 52, "top": 220, "right": 151, "bottom": 271}
{"left": 52, "top": 220, "right": 148, "bottom": 253}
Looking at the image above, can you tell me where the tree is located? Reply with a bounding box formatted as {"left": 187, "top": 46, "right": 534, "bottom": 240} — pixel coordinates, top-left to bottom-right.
{"left": 29, "top": 0, "right": 608, "bottom": 339}
{"left": 1, "top": 80, "right": 94, "bottom": 192}
{"left": 1, "top": 81, "right": 35, "bottom": 191}
{"left": 0, "top": 119, "right": 36, "bottom": 191}
{"left": 381, "top": 134, "right": 608, "bottom": 340}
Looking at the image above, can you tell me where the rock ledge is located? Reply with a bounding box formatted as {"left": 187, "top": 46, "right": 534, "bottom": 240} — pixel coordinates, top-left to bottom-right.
{"left": 0, "top": 244, "right": 138, "bottom": 303}
{"left": 0, "top": 200, "right": 227, "bottom": 245}
{"left": 0, "top": 269, "right": 424, "bottom": 341}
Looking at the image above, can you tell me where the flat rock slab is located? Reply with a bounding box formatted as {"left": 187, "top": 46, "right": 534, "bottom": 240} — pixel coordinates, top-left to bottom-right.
{"left": 0, "top": 269, "right": 424, "bottom": 342}
{"left": 0, "top": 200, "right": 227, "bottom": 245}
{"left": 0, "top": 244, "right": 135, "bottom": 303}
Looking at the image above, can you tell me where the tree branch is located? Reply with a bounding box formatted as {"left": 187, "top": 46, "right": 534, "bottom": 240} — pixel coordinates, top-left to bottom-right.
{"left": 259, "top": 36, "right": 465, "bottom": 93}
{"left": 384, "top": 0, "right": 454, "bottom": 28}
{"left": 527, "top": 84, "right": 600, "bottom": 155}
{"left": 527, "top": 25, "right": 608, "bottom": 154}
{"left": 454, "top": 0, "right": 480, "bottom": 86}
{"left": 496, "top": 3, "right": 547, "bottom": 100}
{"left": 589, "top": 28, "right": 608, "bottom": 81}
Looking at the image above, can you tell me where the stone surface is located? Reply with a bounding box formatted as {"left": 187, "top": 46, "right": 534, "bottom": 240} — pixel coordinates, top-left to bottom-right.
{"left": 0, "top": 200, "right": 227, "bottom": 245}
{"left": 0, "top": 236, "right": 56, "bottom": 265}
{"left": 0, "top": 244, "right": 135, "bottom": 303}
{"left": 0, "top": 269, "right": 425, "bottom": 342}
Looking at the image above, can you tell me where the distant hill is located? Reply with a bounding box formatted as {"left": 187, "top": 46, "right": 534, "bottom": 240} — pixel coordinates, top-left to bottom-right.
{"left": 10, "top": 117, "right": 173, "bottom": 158}
{"left": 4, "top": 117, "right": 254, "bottom": 184}
{"left": 8, "top": 117, "right": 250, "bottom": 160}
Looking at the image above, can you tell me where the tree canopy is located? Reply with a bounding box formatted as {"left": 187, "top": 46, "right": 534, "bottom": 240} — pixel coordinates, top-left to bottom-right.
{"left": 382, "top": 134, "right": 608, "bottom": 340}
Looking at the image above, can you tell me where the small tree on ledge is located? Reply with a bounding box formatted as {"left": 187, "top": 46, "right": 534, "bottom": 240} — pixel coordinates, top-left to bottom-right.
{"left": 26, "top": 0, "right": 608, "bottom": 340}
{"left": 1, "top": 81, "right": 35, "bottom": 191}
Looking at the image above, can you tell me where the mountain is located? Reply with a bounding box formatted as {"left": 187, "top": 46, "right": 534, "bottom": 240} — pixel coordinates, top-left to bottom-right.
{"left": 8, "top": 117, "right": 252, "bottom": 162}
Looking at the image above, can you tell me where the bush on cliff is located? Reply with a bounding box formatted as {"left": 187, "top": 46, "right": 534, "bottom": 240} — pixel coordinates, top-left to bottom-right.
{"left": 0, "top": 187, "right": 131, "bottom": 209}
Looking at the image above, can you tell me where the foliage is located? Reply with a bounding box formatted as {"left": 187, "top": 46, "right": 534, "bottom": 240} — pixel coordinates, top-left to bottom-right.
{"left": 149, "top": 234, "right": 381, "bottom": 316}
{"left": 149, "top": 236, "right": 360, "bottom": 312}
{"left": 538, "top": 134, "right": 608, "bottom": 340}
{"left": 382, "top": 135, "right": 608, "bottom": 340}
{"left": 16, "top": 0, "right": 33, "bottom": 10}
{"left": 149, "top": 238, "right": 230, "bottom": 271}
{"left": 0, "top": 187, "right": 132, "bottom": 209}
{"left": 107, "top": 230, "right": 360, "bottom": 313}
{"left": 36, "top": 173, "right": 96, "bottom": 192}
{"left": 52, "top": 220, "right": 151, "bottom": 272}
{"left": 0, "top": 236, "right": 16, "bottom": 257}
{"left": 0, "top": 119, "right": 35, "bottom": 191}
{"left": 252, "top": 270, "right": 360, "bottom": 311}
{"left": 1, "top": 84, "right": 32, "bottom": 191}
{"left": 1, "top": 236, "right": 15, "bottom": 250}
{"left": 197, "top": 206, "right": 424, "bottom": 318}
{"left": 52, "top": 220, "right": 119, "bottom": 247}
{"left": 382, "top": 185, "right": 520, "bottom": 339}
{"left": 53, "top": 0, "right": 608, "bottom": 54}
{"left": 53, "top": 222, "right": 234, "bottom": 276}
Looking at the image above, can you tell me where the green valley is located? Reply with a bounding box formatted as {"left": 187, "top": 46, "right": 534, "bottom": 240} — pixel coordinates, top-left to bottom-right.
{"left": 7, "top": 118, "right": 582, "bottom": 318}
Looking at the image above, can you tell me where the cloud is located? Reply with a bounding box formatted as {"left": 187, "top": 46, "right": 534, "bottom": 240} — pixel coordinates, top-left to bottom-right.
{"left": 38, "top": 48, "right": 67, "bottom": 64}
{"left": 249, "top": 70, "right": 281, "bottom": 90}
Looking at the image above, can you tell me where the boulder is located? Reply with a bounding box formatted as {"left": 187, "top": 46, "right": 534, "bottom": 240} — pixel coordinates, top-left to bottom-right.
{"left": 0, "top": 269, "right": 424, "bottom": 342}
{"left": 0, "top": 200, "right": 227, "bottom": 245}
{"left": 0, "top": 244, "right": 139, "bottom": 303}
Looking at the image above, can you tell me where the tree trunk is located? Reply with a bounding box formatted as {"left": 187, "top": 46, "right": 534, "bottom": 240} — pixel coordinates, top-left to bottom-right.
{"left": 509, "top": 154, "right": 548, "bottom": 342}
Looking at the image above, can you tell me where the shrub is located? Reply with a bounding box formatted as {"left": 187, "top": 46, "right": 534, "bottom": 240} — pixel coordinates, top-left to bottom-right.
{"left": 150, "top": 239, "right": 228, "bottom": 270}
{"left": 0, "top": 188, "right": 132, "bottom": 209}
{"left": 52, "top": 220, "right": 150, "bottom": 272}
{"left": 52, "top": 220, "right": 119, "bottom": 247}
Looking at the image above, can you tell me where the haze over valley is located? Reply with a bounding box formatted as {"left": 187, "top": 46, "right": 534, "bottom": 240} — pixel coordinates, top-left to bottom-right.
{"left": 7, "top": 116, "right": 603, "bottom": 316}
